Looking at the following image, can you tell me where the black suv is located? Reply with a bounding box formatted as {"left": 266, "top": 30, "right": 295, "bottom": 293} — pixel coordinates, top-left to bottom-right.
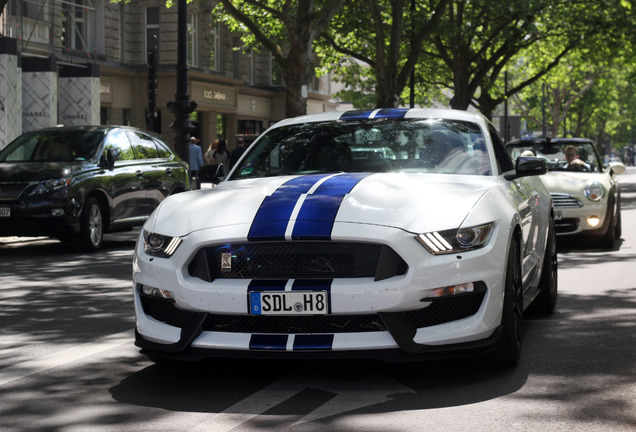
{"left": 0, "top": 126, "right": 189, "bottom": 250}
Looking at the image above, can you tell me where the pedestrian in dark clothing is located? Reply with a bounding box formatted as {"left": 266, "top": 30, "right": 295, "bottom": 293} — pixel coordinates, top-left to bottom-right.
{"left": 230, "top": 137, "right": 247, "bottom": 169}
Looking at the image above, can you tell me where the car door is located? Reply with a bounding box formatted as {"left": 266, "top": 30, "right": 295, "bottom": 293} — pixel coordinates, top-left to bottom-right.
{"left": 126, "top": 131, "right": 166, "bottom": 215}
{"left": 490, "top": 126, "right": 544, "bottom": 285}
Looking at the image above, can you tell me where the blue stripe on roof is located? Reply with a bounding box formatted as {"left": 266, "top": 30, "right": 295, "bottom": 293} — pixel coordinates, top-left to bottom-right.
{"left": 248, "top": 174, "right": 331, "bottom": 241}
{"left": 376, "top": 108, "right": 409, "bottom": 118}
{"left": 292, "top": 173, "right": 369, "bottom": 240}
{"left": 293, "top": 334, "right": 334, "bottom": 350}
{"left": 340, "top": 108, "right": 409, "bottom": 120}
{"left": 339, "top": 110, "right": 376, "bottom": 120}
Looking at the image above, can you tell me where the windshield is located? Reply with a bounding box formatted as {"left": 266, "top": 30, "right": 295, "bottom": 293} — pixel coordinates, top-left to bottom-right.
{"left": 230, "top": 118, "right": 491, "bottom": 180}
{"left": 0, "top": 130, "right": 105, "bottom": 162}
{"left": 508, "top": 141, "right": 602, "bottom": 173}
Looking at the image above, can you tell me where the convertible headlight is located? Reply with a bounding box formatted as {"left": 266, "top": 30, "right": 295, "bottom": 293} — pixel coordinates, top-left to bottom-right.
{"left": 584, "top": 181, "right": 605, "bottom": 201}
{"left": 29, "top": 177, "right": 72, "bottom": 195}
{"left": 416, "top": 222, "right": 495, "bottom": 255}
{"left": 142, "top": 230, "right": 182, "bottom": 257}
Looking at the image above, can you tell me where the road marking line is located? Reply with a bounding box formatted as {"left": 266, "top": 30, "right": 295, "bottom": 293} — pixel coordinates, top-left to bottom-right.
{"left": 0, "top": 330, "right": 133, "bottom": 386}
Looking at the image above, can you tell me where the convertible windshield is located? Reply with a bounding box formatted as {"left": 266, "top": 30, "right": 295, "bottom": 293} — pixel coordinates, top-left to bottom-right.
{"left": 508, "top": 141, "right": 602, "bottom": 173}
{"left": 0, "top": 130, "right": 105, "bottom": 162}
{"left": 230, "top": 118, "right": 491, "bottom": 179}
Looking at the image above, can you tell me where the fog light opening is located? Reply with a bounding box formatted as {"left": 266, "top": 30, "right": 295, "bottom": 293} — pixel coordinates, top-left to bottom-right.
{"left": 140, "top": 285, "right": 173, "bottom": 299}
{"left": 421, "top": 282, "right": 475, "bottom": 300}
{"left": 587, "top": 216, "right": 601, "bottom": 227}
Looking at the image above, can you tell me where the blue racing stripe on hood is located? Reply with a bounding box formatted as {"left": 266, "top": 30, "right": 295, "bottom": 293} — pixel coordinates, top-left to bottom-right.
{"left": 248, "top": 174, "right": 331, "bottom": 241}
{"left": 292, "top": 173, "right": 370, "bottom": 240}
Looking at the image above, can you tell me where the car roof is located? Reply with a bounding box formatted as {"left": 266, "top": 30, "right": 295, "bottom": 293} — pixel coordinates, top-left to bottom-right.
{"left": 507, "top": 137, "right": 594, "bottom": 146}
{"left": 26, "top": 125, "right": 146, "bottom": 134}
{"left": 270, "top": 108, "right": 490, "bottom": 129}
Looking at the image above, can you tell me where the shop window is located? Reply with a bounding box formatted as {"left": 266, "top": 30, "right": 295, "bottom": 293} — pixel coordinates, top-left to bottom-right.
{"left": 100, "top": 107, "right": 111, "bottom": 125}
{"left": 123, "top": 109, "right": 131, "bottom": 127}
{"left": 238, "top": 120, "right": 263, "bottom": 136}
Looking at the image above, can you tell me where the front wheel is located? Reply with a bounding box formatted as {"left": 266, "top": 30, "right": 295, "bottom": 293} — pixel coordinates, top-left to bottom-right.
{"left": 491, "top": 238, "right": 523, "bottom": 368}
{"left": 78, "top": 197, "right": 104, "bottom": 252}
{"left": 528, "top": 216, "right": 558, "bottom": 315}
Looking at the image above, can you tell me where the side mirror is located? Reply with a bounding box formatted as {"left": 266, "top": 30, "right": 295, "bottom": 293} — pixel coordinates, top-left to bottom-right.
{"left": 99, "top": 147, "right": 119, "bottom": 170}
{"left": 504, "top": 156, "right": 547, "bottom": 180}
{"left": 608, "top": 161, "right": 626, "bottom": 175}
{"left": 197, "top": 163, "right": 225, "bottom": 187}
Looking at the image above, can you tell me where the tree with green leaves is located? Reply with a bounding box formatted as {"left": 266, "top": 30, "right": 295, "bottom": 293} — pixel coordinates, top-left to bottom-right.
{"left": 319, "top": 0, "right": 449, "bottom": 109}
{"left": 214, "top": 0, "right": 345, "bottom": 118}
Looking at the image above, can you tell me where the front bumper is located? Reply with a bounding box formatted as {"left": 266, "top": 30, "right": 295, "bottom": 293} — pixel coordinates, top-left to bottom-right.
{"left": 133, "top": 223, "right": 508, "bottom": 362}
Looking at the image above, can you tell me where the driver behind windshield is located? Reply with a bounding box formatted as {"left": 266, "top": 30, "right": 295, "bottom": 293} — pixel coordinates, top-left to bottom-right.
{"left": 563, "top": 145, "right": 590, "bottom": 171}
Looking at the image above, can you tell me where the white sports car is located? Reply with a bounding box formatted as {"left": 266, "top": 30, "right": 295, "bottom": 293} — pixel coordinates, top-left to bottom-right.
{"left": 507, "top": 137, "right": 625, "bottom": 249}
{"left": 133, "top": 108, "right": 557, "bottom": 367}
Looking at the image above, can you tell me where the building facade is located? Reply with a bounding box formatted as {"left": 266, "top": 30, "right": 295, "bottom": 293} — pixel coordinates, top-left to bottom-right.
{"left": 0, "top": 0, "right": 335, "bottom": 152}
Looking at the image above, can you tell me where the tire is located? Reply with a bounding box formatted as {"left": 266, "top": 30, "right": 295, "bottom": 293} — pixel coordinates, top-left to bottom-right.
{"left": 78, "top": 197, "right": 104, "bottom": 252}
{"left": 615, "top": 203, "right": 622, "bottom": 239}
{"left": 491, "top": 238, "right": 523, "bottom": 368}
{"left": 599, "top": 206, "right": 616, "bottom": 249}
{"left": 528, "top": 216, "right": 558, "bottom": 315}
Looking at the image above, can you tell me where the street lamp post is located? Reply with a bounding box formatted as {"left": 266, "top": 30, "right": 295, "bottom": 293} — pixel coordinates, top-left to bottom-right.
{"left": 167, "top": 0, "right": 197, "bottom": 165}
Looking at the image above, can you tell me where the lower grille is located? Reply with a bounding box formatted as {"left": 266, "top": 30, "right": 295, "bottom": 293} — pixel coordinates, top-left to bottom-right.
{"left": 139, "top": 288, "right": 486, "bottom": 334}
{"left": 188, "top": 241, "right": 408, "bottom": 282}
{"left": 555, "top": 218, "right": 580, "bottom": 233}
{"left": 0, "top": 182, "right": 29, "bottom": 201}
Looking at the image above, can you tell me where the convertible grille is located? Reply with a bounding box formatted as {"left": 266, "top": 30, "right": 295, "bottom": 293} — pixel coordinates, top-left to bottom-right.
{"left": 551, "top": 193, "right": 583, "bottom": 208}
{"left": 139, "top": 288, "right": 486, "bottom": 334}
{"left": 188, "top": 241, "right": 408, "bottom": 282}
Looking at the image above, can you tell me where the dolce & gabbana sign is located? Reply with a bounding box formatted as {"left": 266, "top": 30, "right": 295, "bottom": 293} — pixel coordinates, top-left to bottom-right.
{"left": 192, "top": 81, "right": 236, "bottom": 108}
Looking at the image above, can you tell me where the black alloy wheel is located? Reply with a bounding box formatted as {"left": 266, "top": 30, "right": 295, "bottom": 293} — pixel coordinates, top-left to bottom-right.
{"left": 528, "top": 216, "right": 558, "bottom": 315}
{"left": 491, "top": 238, "right": 523, "bottom": 368}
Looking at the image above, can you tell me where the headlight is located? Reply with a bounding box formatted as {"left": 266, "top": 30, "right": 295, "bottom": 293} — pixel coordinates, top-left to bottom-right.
{"left": 29, "top": 178, "right": 72, "bottom": 195}
{"left": 416, "top": 222, "right": 495, "bottom": 255}
{"left": 142, "top": 229, "right": 182, "bottom": 257}
{"left": 584, "top": 182, "right": 605, "bottom": 201}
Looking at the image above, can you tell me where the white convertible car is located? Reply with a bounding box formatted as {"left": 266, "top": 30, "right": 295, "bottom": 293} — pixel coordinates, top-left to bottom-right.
{"left": 133, "top": 108, "right": 557, "bottom": 367}
{"left": 507, "top": 137, "right": 625, "bottom": 249}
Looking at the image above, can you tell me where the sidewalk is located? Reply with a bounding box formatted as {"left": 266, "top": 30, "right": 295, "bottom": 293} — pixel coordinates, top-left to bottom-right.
{"left": 0, "top": 236, "right": 48, "bottom": 246}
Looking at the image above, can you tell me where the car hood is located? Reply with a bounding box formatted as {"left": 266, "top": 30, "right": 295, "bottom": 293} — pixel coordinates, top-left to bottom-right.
{"left": 0, "top": 161, "right": 85, "bottom": 182}
{"left": 541, "top": 171, "right": 607, "bottom": 194}
{"left": 147, "top": 173, "right": 495, "bottom": 238}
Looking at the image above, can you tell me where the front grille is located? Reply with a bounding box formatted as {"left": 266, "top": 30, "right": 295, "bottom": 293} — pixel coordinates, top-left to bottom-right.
{"left": 139, "top": 288, "right": 486, "bottom": 334}
{"left": 551, "top": 193, "right": 583, "bottom": 208}
{"left": 188, "top": 241, "right": 408, "bottom": 282}
{"left": 0, "top": 183, "right": 30, "bottom": 201}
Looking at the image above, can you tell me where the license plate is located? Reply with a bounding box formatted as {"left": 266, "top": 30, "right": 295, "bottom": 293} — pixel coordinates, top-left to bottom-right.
{"left": 0, "top": 207, "right": 10, "bottom": 217}
{"left": 249, "top": 291, "right": 328, "bottom": 315}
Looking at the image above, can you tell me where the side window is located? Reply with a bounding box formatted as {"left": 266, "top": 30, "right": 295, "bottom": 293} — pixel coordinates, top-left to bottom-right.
{"left": 489, "top": 125, "right": 514, "bottom": 173}
{"left": 104, "top": 130, "right": 135, "bottom": 162}
{"left": 128, "top": 131, "right": 159, "bottom": 159}
{"left": 153, "top": 139, "right": 172, "bottom": 159}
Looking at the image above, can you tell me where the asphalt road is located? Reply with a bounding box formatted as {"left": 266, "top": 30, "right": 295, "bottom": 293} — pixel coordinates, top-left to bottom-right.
{"left": 1, "top": 168, "right": 635, "bottom": 432}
